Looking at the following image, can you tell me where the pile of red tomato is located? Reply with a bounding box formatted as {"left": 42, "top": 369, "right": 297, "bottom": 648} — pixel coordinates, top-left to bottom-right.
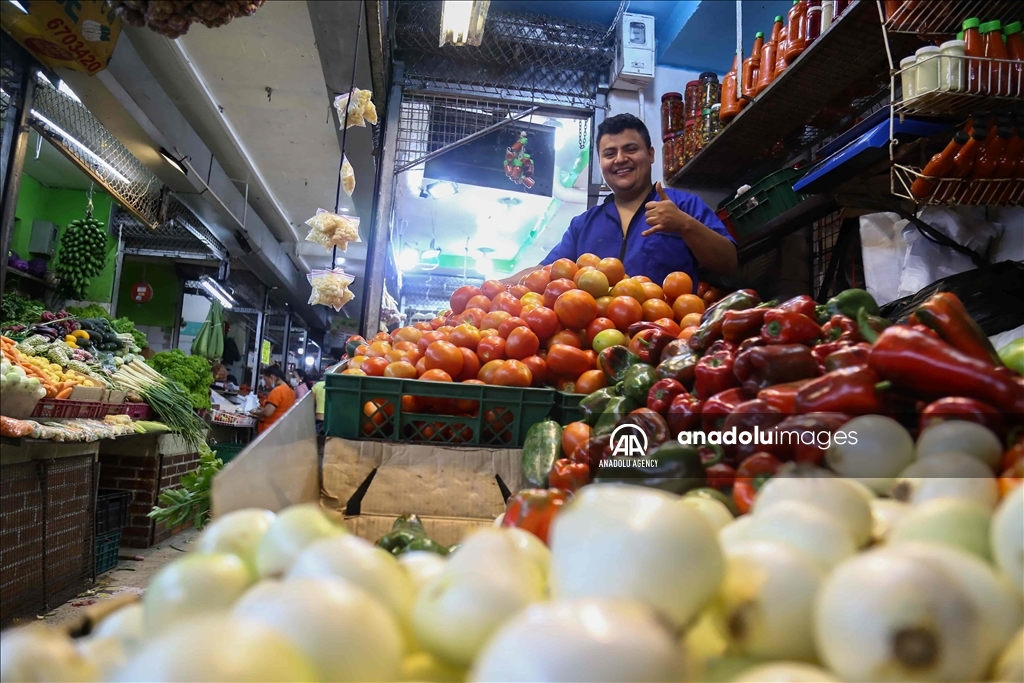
{"left": 341, "top": 254, "right": 724, "bottom": 393}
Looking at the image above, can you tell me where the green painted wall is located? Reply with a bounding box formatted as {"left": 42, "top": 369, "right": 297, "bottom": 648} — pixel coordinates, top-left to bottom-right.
{"left": 115, "top": 260, "right": 179, "bottom": 329}
{"left": 11, "top": 175, "right": 117, "bottom": 303}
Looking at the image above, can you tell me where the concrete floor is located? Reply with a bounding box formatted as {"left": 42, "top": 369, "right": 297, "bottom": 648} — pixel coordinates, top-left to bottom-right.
{"left": 41, "top": 528, "right": 200, "bottom": 628}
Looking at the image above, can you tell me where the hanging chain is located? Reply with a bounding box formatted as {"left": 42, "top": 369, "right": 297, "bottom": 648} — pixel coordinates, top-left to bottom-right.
{"left": 578, "top": 119, "right": 586, "bottom": 150}
{"left": 86, "top": 181, "right": 95, "bottom": 219}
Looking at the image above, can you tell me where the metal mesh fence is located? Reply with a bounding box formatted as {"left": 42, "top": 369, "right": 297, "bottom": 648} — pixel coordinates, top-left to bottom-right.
{"left": 30, "top": 78, "right": 163, "bottom": 228}
{"left": 400, "top": 272, "right": 482, "bottom": 317}
{"left": 113, "top": 199, "right": 227, "bottom": 259}
{"left": 812, "top": 210, "right": 845, "bottom": 298}
{"left": 393, "top": 1, "right": 616, "bottom": 107}
{"left": 1, "top": 455, "right": 95, "bottom": 627}
{"left": 1, "top": 33, "right": 31, "bottom": 194}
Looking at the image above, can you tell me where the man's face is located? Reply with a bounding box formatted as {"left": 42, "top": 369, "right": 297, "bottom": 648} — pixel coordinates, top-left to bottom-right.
{"left": 598, "top": 129, "right": 654, "bottom": 196}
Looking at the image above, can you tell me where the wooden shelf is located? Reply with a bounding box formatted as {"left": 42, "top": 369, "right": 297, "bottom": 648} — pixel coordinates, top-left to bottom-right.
{"left": 668, "top": 0, "right": 920, "bottom": 190}
{"left": 5, "top": 269, "right": 56, "bottom": 289}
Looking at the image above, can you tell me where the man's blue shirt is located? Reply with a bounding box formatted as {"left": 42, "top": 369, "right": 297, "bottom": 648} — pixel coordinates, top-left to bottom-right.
{"left": 540, "top": 186, "right": 734, "bottom": 287}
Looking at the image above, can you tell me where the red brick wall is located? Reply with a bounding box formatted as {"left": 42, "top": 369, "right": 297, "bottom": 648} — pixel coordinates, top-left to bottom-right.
{"left": 0, "top": 462, "right": 45, "bottom": 627}
{"left": 152, "top": 452, "right": 200, "bottom": 545}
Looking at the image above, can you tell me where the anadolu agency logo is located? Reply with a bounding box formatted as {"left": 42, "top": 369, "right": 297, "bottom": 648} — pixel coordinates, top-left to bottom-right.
{"left": 610, "top": 423, "right": 649, "bottom": 457}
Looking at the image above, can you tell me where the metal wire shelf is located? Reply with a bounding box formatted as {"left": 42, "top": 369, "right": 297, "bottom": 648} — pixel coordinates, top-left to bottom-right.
{"left": 891, "top": 163, "right": 1023, "bottom": 205}
{"left": 894, "top": 54, "right": 1023, "bottom": 117}
{"left": 882, "top": 0, "right": 1023, "bottom": 34}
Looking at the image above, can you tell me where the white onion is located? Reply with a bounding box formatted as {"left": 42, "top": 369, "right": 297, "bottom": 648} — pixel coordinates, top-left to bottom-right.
{"left": 233, "top": 576, "right": 403, "bottom": 681}
{"left": 142, "top": 552, "right": 252, "bottom": 634}
{"left": 92, "top": 603, "right": 144, "bottom": 652}
{"left": 843, "top": 477, "right": 878, "bottom": 503}
{"left": 814, "top": 547, "right": 987, "bottom": 681}
{"left": 112, "top": 615, "right": 317, "bottom": 682}
{"left": 890, "top": 542, "right": 1023, "bottom": 668}
{"left": 754, "top": 476, "right": 872, "bottom": 547}
{"left": 680, "top": 495, "right": 734, "bottom": 534}
{"left": 505, "top": 527, "right": 551, "bottom": 581}
{"left": 286, "top": 533, "right": 414, "bottom": 629}
{"left": 412, "top": 529, "right": 544, "bottom": 667}
{"left": 718, "top": 516, "right": 756, "bottom": 554}
{"left": 400, "top": 652, "right": 466, "bottom": 683}
{"left": 254, "top": 504, "right": 345, "bottom": 578}
{"left": 76, "top": 637, "right": 128, "bottom": 679}
{"left": 699, "top": 656, "right": 771, "bottom": 683}
{"left": 0, "top": 625, "right": 98, "bottom": 683}
{"left": 889, "top": 497, "right": 992, "bottom": 561}
{"left": 729, "top": 662, "right": 841, "bottom": 683}
{"left": 493, "top": 513, "right": 504, "bottom": 526}
{"left": 870, "top": 499, "right": 911, "bottom": 543}
{"left": 744, "top": 500, "right": 856, "bottom": 570}
{"left": 193, "top": 508, "right": 275, "bottom": 574}
{"left": 470, "top": 599, "right": 686, "bottom": 682}
{"left": 916, "top": 421, "right": 1002, "bottom": 470}
{"left": 991, "top": 485, "right": 1024, "bottom": 597}
{"left": 893, "top": 451, "right": 999, "bottom": 510}
{"left": 549, "top": 484, "right": 723, "bottom": 629}
{"left": 398, "top": 551, "right": 447, "bottom": 594}
{"left": 715, "top": 541, "right": 825, "bottom": 661}
{"left": 825, "top": 414, "right": 915, "bottom": 493}
{"left": 992, "top": 628, "right": 1023, "bottom": 683}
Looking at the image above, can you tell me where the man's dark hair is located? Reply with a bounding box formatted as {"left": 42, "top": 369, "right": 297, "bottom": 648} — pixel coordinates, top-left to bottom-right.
{"left": 262, "top": 365, "right": 288, "bottom": 382}
{"left": 597, "top": 113, "right": 652, "bottom": 149}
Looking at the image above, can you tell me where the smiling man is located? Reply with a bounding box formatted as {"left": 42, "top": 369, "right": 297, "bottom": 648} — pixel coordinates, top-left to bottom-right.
{"left": 504, "top": 113, "right": 737, "bottom": 287}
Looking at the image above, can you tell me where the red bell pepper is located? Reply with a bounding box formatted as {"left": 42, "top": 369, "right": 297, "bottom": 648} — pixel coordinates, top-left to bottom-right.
{"left": 766, "top": 413, "right": 854, "bottom": 464}
{"left": 869, "top": 326, "right": 1024, "bottom": 415}
{"left": 733, "top": 452, "right": 783, "bottom": 513}
{"left": 628, "top": 328, "right": 675, "bottom": 365}
{"left": 821, "top": 314, "right": 862, "bottom": 343}
{"left": 910, "top": 291, "right": 1002, "bottom": 366}
{"left": 758, "top": 379, "right": 815, "bottom": 414}
{"left": 694, "top": 347, "right": 739, "bottom": 400}
{"left": 549, "top": 458, "right": 589, "bottom": 493}
{"left": 723, "top": 398, "right": 786, "bottom": 462}
{"left": 811, "top": 340, "right": 849, "bottom": 367}
{"left": 737, "top": 337, "right": 767, "bottom": 354}
{"left": 823, "top": 343, "right": 871, "bottom": 372}
{"left": 918, "top": 397, "right": 1005, "bottom": 437}
{"left": 648, "top": 378, "right": 685, "bottom": 414}
{"left": 572, "top": 433, "right": 612, "bottom": 473}
{"left": 702, "top": 387, "right": 751, "bottom": 432}
{"left": 706, "top": 463, "right": 736, "bottom": 490}
{"left": 776, "top": 295, "right": 818, "bottom": 319}
{"left": 706, "top": 339, "right": 738, "bottom": 355}
{"left": 698, "top": 444, "right": 726, "bottom": 466}
{"left": 793, "top": 365, "right": 885, "bottom": 414}
{"left": 722, "top": 308, "right": 768, "bottom": 343}
{"left": 500, "top": 488, "right": 571, "bottom": 545}
{"left": 734, "top": 344, "right": 821, "bottom": 395}
{"left": 761, "top": 310, "right": 822, "bottom": 345}
{"left": 619, "top": 407, "right": 672, "bottom": 446}
{"left": 666, "top": 392, "right": 702, "bottom": 436}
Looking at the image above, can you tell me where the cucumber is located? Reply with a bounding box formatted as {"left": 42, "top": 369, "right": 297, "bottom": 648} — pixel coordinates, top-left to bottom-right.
{"left": 521, "top": 420, "right": 562, "bottom": 489}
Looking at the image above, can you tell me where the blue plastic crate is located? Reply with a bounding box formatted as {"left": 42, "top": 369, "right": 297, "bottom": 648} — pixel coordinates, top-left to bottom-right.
{"left": 95, "top": 530, "right": 121, "bottom": 575}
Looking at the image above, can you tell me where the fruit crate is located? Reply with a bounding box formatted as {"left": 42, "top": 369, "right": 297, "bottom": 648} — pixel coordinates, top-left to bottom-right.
{"left": 95, "top": 530, "right": 121, "bottom": 575}
{"left": 31, "top": 398, "right": 107, "bottom": 420}
{"left": 324, "top": 373, "right": 554, "bottom": 448}
{"left": 551, "top": 390, "right": 584, "bottom": 426}
{"left": 213, "top": 442, "right": 246, "bottom": 463}
{"left": 723, "top": 167, "right": 811, "bottom": 241}
{"left": 96, "top": 489, "right": 132, "bottom": 535}
{"left": 115, "top": 402, "right": 154, "bottom": 420}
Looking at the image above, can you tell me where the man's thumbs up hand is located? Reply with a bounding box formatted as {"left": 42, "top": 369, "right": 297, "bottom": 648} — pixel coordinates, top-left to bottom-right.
{"left": 643, "top": 182, "right": 689, "bottom": 236}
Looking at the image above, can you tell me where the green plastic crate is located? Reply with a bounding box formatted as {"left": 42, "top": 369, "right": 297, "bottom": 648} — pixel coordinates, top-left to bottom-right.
{"left": 95, "top": 530, "right": 121, "bottom": 575}
{"left": 724, "top": 167, "right": 811, "bottom": 240}
{"left": 324, "top": 373, "right": 554, "bottom": 448}
{"left": 214, "top": 442, "right": 246, "bottom": 463}
{"left": 551, "top": 390, "right": 584, "bottom": 425}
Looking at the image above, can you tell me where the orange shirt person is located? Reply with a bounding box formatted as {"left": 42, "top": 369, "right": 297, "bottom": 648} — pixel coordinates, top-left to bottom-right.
{"left": 251, "top": 365, "right": 295, "bottom": 435}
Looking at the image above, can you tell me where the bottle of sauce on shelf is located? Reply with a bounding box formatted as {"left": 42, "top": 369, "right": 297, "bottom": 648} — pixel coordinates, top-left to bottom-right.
{"left": 834, "top": 0, "right": 849, "bottom": 16}
{"left": 936, "top": 128, "right": 986, "bottom": 202}
{"left": 1005, "top": 22, "right": 1023, "bottom": 97}
{"left": 993, "top": 124, "right": 1023, "bottom": 179}
{"left": 981, "top": 21, "right": 1009, "bottom": 97}
{"left": 775, "top": 24, "right": 790, "bottom": 78}
{"left": 785, "top": 0, "right": 808, "bottom": 64}
{"left": 742, "top": 32, "right": 764, "bottom": 100}
{"left": 965, "top": 126, "right": 1011, "bottom": 203}
{"left": 910, "top": 130, "right": 968, "bottom": 199}
{"left": 805, "top": 0, "right": 822, "bottom": 45}
{"left": 756, "top": 16, "right": 785, "bottom": 95}
{"left": 963, "top": 18, "right": 984, "bottom": 94}
{"left": 720, "top": 54, "right": 744, "bottom": 123}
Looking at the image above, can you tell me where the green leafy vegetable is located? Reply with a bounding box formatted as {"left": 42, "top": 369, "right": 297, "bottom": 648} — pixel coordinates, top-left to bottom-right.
{"left": 148, "top": 443, "right": 223, "bottom": 530}
{"left": 1, "top": 293, "right": 46, "bottom": 327}
{"left": 148, "top": 349, "right": 214, "bottom": 410}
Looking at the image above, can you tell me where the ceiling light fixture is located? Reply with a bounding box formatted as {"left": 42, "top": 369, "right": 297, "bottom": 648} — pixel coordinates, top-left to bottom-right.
{"left": 544, "top": 118, "right": 566, "bottom": 150}
{"left": 57, "top": 81, "right": 80, "bottom": 103}
{"left": 440, "top": 0, "right": 489, "bottom": 47}
{"left": 423, "top": 180, "right": 459, "bottom": 199}
{"left": 29, "top": 110, "right": 129, "bottom": 184}
{"left": 160, "top": 148, "right": 188, "bottom": 175}
{"left": 305, "top": 356, "right": 316, "bottom": 366}
{"left": 420, "top": 238, "right": 442, "bottom": 260}
{"left": 199, "top": 275, "right": 236, "bottom": 309}
{"left": 399, "top": 247, "right": 420, "bottom": 272}
{"left": 475, "top": 247, "right": 494, "bottom": 278}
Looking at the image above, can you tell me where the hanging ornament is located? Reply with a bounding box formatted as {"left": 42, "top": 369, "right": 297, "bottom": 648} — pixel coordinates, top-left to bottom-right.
{"left": 504, "top": 131, "right": 536, "bottom": 190}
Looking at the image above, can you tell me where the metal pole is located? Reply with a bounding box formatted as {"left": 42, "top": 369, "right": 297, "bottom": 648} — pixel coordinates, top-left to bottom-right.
{"left": 170, "top": 276, "right": 185, "bottom": 351}
{"left": 252, "top": 286, "right": 270, "bottom": 386}
{"left": 735, "top": 0, "right": 743, "bottom": 80}
{"left": 281, "top": 312, "right": 292, "bottom": 371}
{"left": 109, "top": 212, "right": 125, "bottom": 315}
{"left": 0, "top": 72, "right": 34, "bottom": 298}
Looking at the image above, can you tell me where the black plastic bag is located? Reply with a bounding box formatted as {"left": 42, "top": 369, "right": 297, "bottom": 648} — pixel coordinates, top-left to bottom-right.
{"left": 879, "top": 260, "right": 1024, "bottom": 336}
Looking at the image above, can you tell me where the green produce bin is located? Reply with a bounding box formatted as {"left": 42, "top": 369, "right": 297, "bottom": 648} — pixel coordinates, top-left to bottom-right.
{"left": 213, "top": 442, "right": 246, "bottom": 463}
{"left": 551, "top": 390, "right": 584, "bottom": 425}
{"left": 324, "top": 373, "right": 554, "bottom": 448}
{"left": 723, "top": 167, "right": 811, "bottom": 241}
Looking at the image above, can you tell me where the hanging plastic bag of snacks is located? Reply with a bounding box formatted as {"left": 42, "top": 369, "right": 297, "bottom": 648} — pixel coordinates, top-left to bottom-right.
{"left": 333, "top": 88, "right": 377, "bottom": 129}
{"left": 308, "top": 269, "right": 356, "bottom": 311}
{"left": 340, "top": 155, "right": 356, "bottom": 196}
{"left": 304, "top": 208, "right": 361, "bottom": 251}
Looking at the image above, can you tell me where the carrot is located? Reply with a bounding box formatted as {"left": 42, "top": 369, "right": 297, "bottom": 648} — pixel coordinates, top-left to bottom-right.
{"left": 55, "top": 387, "right": 73, "bottom": 399}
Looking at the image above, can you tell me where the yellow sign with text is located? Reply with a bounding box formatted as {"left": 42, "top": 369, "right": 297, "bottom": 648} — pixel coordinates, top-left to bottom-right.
{"left": 261, "top": 340, "right": 271, "bottom": 366}
{"left": 1, "top": 0, "right": 121, "bottom": 74}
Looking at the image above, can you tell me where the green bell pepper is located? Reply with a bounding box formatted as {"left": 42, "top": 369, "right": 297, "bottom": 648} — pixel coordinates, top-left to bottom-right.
{"left": 826, "top": 288, "right": 879, "bottom": 319}
{"left": 999, "top": 338, "right": 1024, "bottom": 374}
{"left": 594, "top": 441, "right": 706, "bottom": 495}
{"left": 597, "top": 346, "right": 640, "bottom": 384}
{"left": 592, "top": 396, "right": 639, "bottom": 436}
{"left": 579, "top": 386, "right": 620, "bottom": 427}
{"left": 622, "top": 363, "right": 657, "bottom": 404}
{"left": 404, "top": 537, "right": 449, "bottom": 556}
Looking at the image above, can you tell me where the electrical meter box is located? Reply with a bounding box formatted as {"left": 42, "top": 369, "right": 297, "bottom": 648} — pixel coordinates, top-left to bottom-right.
{"left": 29, "top": 220, "right": 59, "bottom": 257}
{"left": 612, "top": 13, "right": 655, "bottom": 90}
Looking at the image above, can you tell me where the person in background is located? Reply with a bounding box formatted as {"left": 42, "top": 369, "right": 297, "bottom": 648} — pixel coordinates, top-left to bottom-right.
{"left": 292, "top": 368, "right": 310, "bottom": 400}
{"left": 312, "top": 377, "right": 326, "bottom": 434}
{"left": 211, "top": 363, "right": 228, "bottom": 391}
{"left": 237, "top": 383, "right": 259, "bottom": 414}
{"left": 226, "top": 374, "right": 239, "bottom": 392}
{"left": 250, "top": 365, "right": 295, "bottom": 435}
